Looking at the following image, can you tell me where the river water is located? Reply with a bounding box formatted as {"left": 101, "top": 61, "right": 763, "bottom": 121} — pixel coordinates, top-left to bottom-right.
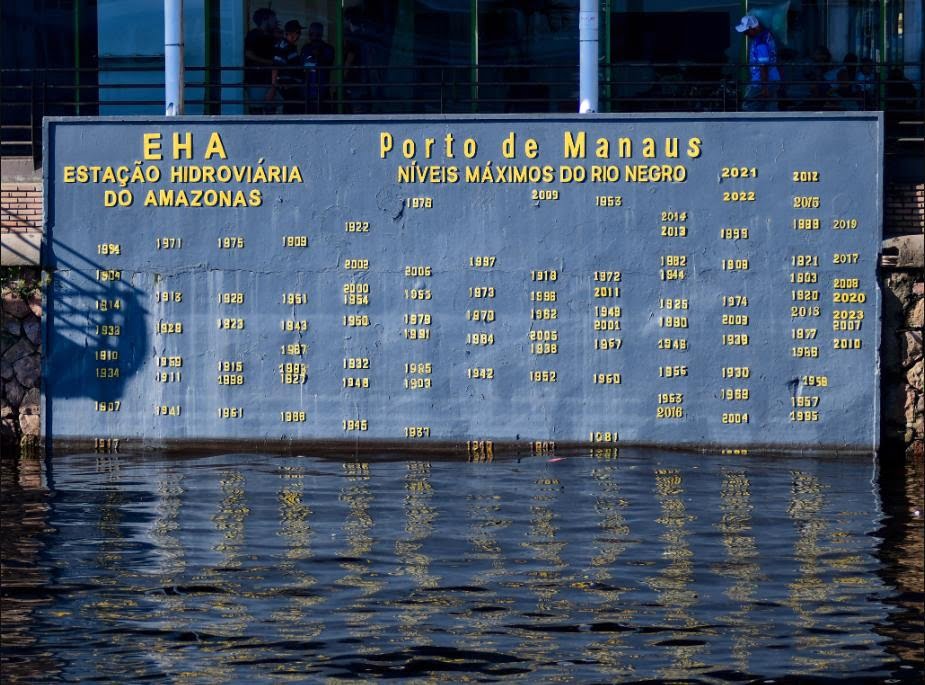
{"left": 2, "top": 449, "right": 922, "bottom": 683}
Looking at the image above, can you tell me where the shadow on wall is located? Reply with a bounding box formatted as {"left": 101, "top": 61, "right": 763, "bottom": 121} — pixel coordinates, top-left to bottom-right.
{"left": 43, "top": 239, "right": 147, "bottom": 409}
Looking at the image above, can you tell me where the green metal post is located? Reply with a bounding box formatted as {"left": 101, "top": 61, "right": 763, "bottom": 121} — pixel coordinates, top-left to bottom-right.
{"left": 335, "top": 1, "right": 344, "bottom": 113}
{"left": 204, "top": 0, "right": 211, "bottom": 113}
{"left": 880, "top": 0, "right": 888, "bottom": 111}
{"left": 740, "top": 0, "right": 749, "bottom": 107}
{"left": 74, "top": 0, "right": 81, "bottom": 114}
{"left": 470, "top": 0, "right": 478, "bottom": 113}
{"left": 603, "top": 0, "right": 610, "bottom": 113}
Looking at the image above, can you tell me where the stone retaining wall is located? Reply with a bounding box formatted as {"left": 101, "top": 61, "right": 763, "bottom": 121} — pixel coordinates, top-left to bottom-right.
{"left": 1, "top": 270, "right": 42, "bottom": 449}
{"left": 883, "top": 272, "right": 925, "bottom": 458}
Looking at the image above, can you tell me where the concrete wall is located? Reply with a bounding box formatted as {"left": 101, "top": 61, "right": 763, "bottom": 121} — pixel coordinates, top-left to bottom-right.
{"left": 1, "top": 161, "right": 922, "bottom": 455}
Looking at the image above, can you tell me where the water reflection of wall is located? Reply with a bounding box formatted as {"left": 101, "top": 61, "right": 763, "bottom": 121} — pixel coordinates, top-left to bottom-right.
{"left": 876, "top": 454, "right": 925, "bottom": 668}
{"left": 716, "top": 471, "right": 761, "bottom": 673}
{"left": 338, "top": 462, "right": 386, "bottom": 654}
{"left": 0, "top": 454, "right": 58, "bottom": 683}
{"left": 647, "top": 468, "right": 707, "bottom": 680}
{"left": 9, "top": 451, "right": 921, "bottom": 681}
{"left": 581, "top": 457, "right": 634, "bottom": 679}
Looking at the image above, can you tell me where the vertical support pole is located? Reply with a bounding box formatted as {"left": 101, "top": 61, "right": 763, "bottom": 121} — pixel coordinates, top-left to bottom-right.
{"left": 203, "top": 0, "right": 211, "bottom": 114}
{"left": 604, "top": 0, "right": 611, "bottom": 113}
{"left": 74, "top": 0, "right": 81, "bottom": 115}
{"left": 579, "top": 0, "right": 598, "bottom": 113}
{"left": 740, "top": 0, "right": 749, "bottom": 109}
{"left": 165, "top": 0, "right": 184, "bottom": 115}
{"left": 335, "top": 4, "right": 344, "bottom": 114}
{"left": 470, "top": 0, "right": 478, "bottom": 113}
{"left": 879, "top": 0, "right": 887, "bottom": 111}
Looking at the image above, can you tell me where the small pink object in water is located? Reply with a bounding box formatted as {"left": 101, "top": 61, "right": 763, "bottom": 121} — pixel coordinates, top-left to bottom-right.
{"left": 547, "top": 457, "right": 566, "bottom": 463}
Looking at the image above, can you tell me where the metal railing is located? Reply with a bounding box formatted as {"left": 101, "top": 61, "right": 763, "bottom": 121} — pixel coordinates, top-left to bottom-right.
{"left": 1, "top": 63, "right": 922, "bottom": 163}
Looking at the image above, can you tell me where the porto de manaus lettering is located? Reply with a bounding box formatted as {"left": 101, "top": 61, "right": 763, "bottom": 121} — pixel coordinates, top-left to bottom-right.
{"left": 59, "top": 129, "right": 704, "bottom": 208}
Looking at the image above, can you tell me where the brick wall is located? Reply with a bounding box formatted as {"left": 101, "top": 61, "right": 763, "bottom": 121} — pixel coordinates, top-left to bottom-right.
{"left": 0, "top": 183, "right": 42, "bottom": 233}
{"left": 885, "top": 183, "right": 925, "bottom": 237}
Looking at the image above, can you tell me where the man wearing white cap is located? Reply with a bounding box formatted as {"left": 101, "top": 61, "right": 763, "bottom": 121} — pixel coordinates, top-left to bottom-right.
{"left": 736, "top": 14, "right": 781, "bottom": 111}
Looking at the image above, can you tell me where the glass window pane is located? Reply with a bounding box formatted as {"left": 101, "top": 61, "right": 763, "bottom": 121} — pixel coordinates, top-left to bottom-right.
{"left": 342, "top": 1, "right": 472, "bottom": 113}
{"left": 478, "top": 0, "right": 579, "bottom": 113}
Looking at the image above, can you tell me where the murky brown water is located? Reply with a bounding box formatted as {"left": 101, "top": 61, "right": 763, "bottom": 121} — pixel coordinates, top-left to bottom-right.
{"left": 2, "top": 449, "right": 922, "bottom": 683}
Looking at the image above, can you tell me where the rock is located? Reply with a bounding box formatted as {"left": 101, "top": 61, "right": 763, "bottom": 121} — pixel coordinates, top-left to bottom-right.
{"left": 0, "top": 359, "right": 13, "bottom": 380}
{"left": 23, "top": 320, "right": 40, "bottom": 346}
{"left": 3, "top": 318, "right": 20, "bottom": 338}
{"left": 907, "top": 298, "right": 924, "bottom": 329}
{"left": 883, "top": 274, "right": 910, "bottom": 331}
{"left": 4, "top": 378, "right": 24, "bottom": 407}
{"left": 887, "top": 272, "right": 914, "bottom": 303}
{"left": 13, "top": 354, "right": 40, "bottom": 388}
{"left": 1, "top": 291, "right": 31, "bottom": 319}
{"left": 27, "top": 290, "right": 42, "bottom": 318}
{"left": 20, "top": 387, "right": 40, "bottom": 413}
{"left": 906, "top": 360, "right": 924, "bottom": 392}
{"left": 1, "top": 405, "right": 17, "bottom": 441}
{"left": 904, "top": 330, "right": 924, "bottom": 365}
{"left": 19, "top": 413, "right": 39, "bottom": 436}
{"left": 905, "top": 386, "right": 917, "bottom": 419}
{"left": 2, "top": 338, "right": 33, "bottom": 364}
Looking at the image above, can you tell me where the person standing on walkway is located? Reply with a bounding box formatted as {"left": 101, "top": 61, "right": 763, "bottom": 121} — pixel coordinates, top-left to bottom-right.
{"left": 301, "top": 22, "right": 335, "bottom": 113}
{"left": 273, "top": 20, "right": 306, "bottom": 114}
{"left": 245, "top": 8, "right": 279, "bottom": 113}
{"left": 736, "top": 14, "right": 781, "bottom": 111}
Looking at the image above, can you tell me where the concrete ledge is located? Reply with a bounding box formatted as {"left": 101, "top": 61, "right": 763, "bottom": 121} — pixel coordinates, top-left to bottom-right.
{"left": 0, "top": 157, "right": 40, "bottom": 183}
{"left": 881, "top": 234, "right": 925, "bottom": 269}
{"left": 1, "top": 232, "right": 41, "bottom": 266}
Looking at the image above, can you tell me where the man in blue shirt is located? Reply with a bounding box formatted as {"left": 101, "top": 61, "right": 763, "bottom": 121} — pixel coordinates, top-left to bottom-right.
{"left": 736, "top": 15, "right": 781, "bottom": 111}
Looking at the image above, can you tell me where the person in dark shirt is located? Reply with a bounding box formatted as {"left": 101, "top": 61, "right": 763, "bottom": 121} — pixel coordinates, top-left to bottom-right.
{"left": 244, "top": 8, "right": 278, "bottom": 114}
{"left": 301, "top": 22, "right": 335, "bottom": 113}
{"left": 273, "top": 20, "right": 306, "bottom": 114}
